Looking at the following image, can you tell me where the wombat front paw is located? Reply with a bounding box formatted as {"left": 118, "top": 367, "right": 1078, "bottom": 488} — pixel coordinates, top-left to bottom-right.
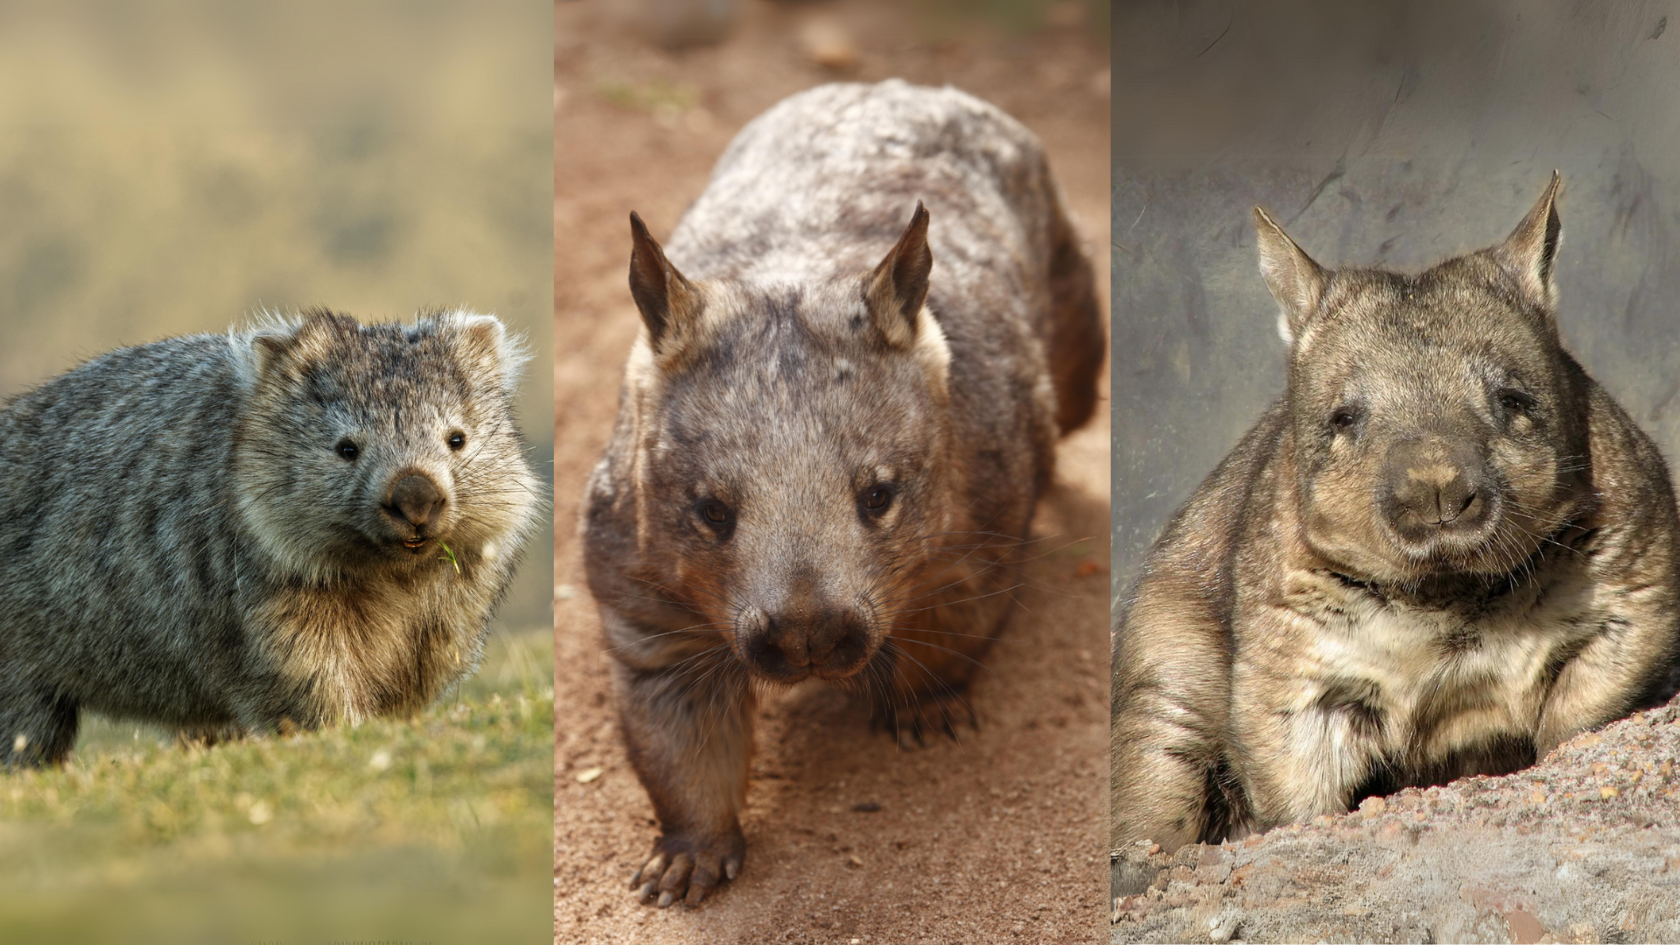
{"left": 871, "top": 692, "right": 978, "bottom": 749}
{"left": 630, "top": 828, "right": 746, "bottom": 908}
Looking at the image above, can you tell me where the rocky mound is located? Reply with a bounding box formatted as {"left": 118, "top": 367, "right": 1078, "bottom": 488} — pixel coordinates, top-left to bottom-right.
{"left": 1111, "top": 699, "right": 1680, "bottom": 944}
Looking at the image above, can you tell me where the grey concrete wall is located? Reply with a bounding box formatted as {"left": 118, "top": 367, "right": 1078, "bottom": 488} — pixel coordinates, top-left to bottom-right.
{"left": 1111, "top": 0, "right": 1680, "bottom": 597}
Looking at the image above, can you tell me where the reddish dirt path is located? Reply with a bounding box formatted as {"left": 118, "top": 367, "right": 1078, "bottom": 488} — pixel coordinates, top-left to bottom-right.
{"left": 554, "top": 4, "right": 1111, "bottom": 941}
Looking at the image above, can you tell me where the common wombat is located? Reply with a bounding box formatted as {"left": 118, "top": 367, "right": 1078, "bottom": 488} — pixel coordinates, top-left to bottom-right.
{"left": 1112, "top": 174, "right": 1680, "bottom": 851}
{"left": 583, "top": 80, "right": 1103, "bottom": 906}
{"left": 0, "top": 309, "right": 539, "bottom": 767}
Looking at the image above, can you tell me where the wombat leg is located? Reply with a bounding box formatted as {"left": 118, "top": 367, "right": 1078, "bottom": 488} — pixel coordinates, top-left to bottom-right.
{"left": 1536, "top": 602, "right": 1680, "bottom": 757}
{"left": 1044, "top": 197, "right": 1104, "bottom": 436}
{"left": 173, "top": 723, "right": 246, "bottom": 750}
{"left": 613, "top": 656, "right": 752, "bottom": 908}
{"left": 0, "top": 688, "right": 79, "bottom": 769}
{"left": 1112, "top": 594, "right": 1230, "bottom": 851}
{"left": 870, "top": 687, "right": 977, "bottom": 749}
{"left": 866, "top": 644, "right": 980, "bottom": 749}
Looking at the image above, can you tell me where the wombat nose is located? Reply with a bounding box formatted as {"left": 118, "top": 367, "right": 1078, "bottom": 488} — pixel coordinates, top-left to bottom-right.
{"left": 387, "top": 474, "right": 444, "bottom": 528}
{"left": 745, "top": 609, "right": 871, "bottom": 680}
{"left": 1381, "top": 440, "right": 1489, "bottom": 538}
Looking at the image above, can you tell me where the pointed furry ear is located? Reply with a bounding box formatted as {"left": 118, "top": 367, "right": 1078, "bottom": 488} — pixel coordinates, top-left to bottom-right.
{"left": 1493, "top": 171, "right": 1563, "bottom": 311}
{"left": 865, "top": 201, "right": 933, "bottom": 349}
{"left": 628, "top": 212, "right": 700, "bottom": 352}
{"left": 250, "top": 333, "right": 292, "bottom": 378}
{"left": 1253, "top": 206, "right": 1328, "bottom": 346}
{"left": 246, "top": 309, "right": 340, "bottom": 379}
{"left": 450, "top": 311, "right": 528, "bottom": 397}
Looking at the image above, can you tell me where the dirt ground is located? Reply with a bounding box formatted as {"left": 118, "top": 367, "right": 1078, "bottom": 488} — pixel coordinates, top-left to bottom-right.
{"left": 553, "top": 2, "right": 1112, "bottom": 942}
{"left": 1110, "top": 696, "right": 1680, "bottom": 944}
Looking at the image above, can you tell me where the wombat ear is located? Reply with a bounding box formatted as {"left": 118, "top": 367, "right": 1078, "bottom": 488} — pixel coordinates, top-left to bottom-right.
{"left": 245, "top": 310, "right": 337, "bottom": 381}
{"left": 452, "top": 312, "right": 527, "bottom": 397}
{"left": 865, "top": 201, "right": 933, "bottom": 349}
{"left": 249, "top": 334, "right": 293, "bottom": 380}
{"left": 628, "top": 212, "right": 700, "bottom": 353}
{"left": 1253, "top": 206, "right": 1328, "bottom": 346}
{"left": 1493, "top": 171, "right": 1562, "bottom": 311}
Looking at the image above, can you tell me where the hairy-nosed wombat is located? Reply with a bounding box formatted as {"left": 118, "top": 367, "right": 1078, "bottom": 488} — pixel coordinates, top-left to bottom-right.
{"left": 583, "top": 80, "right": 1103, "bottom": 906}
{"left": 1111, "top": 174, "right": 1680, "bottom": 851}
{"left": 0, "top": 309, "right": 539, "bottom": 767}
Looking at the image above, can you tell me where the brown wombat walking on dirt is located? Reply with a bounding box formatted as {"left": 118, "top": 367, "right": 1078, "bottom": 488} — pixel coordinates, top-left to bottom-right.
{"left": 0, "top": 309, "right": 539, "bottom": 768}
{"left": 1111, "top": 174, "right": 1680, "bottom": 852}
{"left": 583, "top": 79, "right": 1103, "bottom": 906}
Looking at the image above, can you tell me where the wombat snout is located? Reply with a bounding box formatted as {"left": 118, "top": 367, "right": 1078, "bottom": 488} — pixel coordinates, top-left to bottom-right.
{"left": 740, "top": 605, "right": 872, "bottom": 682}
{"left": 384, "top": 471, "right": 448, "bottom": 538}
{"left": 1379, "top": 435, "right": 1491, "bottom": 541}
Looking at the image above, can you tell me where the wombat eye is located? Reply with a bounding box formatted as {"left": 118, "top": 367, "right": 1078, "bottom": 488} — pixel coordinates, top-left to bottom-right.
{"left": 335, "top": 439, "right": 359, "bottom": 460}
{"left": 697, "top": 499, "right": 734, "bottom": 530}
{"left": 861, "top": 485, "right": 894, "bottom": 514}
{"left": 447, "top": 431, "right": 466, "bottom": 451}
{"left": 1498, "top": 389, "right": 1534, "bottom": 415}
{"left": 1329, "top": 407, "right": 1360, "bottom": 432}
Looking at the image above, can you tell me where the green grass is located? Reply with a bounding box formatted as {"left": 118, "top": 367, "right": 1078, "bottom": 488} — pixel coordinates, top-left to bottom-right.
{"left": 0, "top": 627, "right": 553, "bottom": 944}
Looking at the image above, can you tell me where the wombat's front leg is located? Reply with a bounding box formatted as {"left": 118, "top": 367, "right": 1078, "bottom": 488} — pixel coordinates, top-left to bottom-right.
{"left": 0, "top": 686, "right": 79, "bottom": 768}
{"left": 1111, "top": 591, "right": 1233, "bottom": 851}
{"left": 612, "top": 654, "right": 753, "bottom": 908}
{"left": 866, "top": 608, "right": 1003, "bottom": 749}
{"left": 1536, "top": 602, "right": 1680, "bottom": 758}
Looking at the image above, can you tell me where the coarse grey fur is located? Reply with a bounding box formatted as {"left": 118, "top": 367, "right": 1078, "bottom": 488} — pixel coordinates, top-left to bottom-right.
{"left": 0, "top": 308, "right": 539, "bottom": 767}
{"left": 583, "top": 80, "right": 1103, "bottom": 907}
{"left": 1111, "top": 174, "right": 1680, "bottom": 851}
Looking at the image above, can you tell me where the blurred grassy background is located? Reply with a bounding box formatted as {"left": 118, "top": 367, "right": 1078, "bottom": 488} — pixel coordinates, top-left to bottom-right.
{"left": 0, "top": 2, "right": 552, "bottom": 941}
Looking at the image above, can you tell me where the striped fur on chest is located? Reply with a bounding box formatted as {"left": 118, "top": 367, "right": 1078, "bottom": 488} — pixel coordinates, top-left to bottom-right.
{"left": 1278, "top": 563, "right": 1602, "bottom": 770}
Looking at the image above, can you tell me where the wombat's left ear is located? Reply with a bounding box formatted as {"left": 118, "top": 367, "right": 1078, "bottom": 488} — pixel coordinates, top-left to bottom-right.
{"left": 628, "top": 212, "right": 700, "bottom": 354}
{"left": 452, "top": 312, "right": 528, "bottom": 398}
{"left": 866, "top": 201, "right": 933, "bottom": 349}
{"left": 1253, "top": 206, "right": 1328, "bottom": 346}
{"left": 1492, "top": 170, "right": 1562, "bottom": 312}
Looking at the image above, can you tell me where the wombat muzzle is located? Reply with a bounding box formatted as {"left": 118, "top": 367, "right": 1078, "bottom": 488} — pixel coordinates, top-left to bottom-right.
{"left": 384, "top": 473, "right": 446, "bottom": 547}
{"left": 741, "top": 607, "right": 872, "bottom": 683}
{"left": 1378, "top": 434, "right": 1493, "bottom": 544}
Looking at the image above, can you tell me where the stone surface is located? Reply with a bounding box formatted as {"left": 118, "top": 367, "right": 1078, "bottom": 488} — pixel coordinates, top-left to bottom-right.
{"left": 1111, "top": 698, "right": 1680, "bottom": 944}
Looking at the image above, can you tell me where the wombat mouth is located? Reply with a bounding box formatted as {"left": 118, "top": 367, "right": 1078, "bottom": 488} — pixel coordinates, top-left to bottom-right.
{"left": 400, "top": 537, "right": 429, "bottom": 552}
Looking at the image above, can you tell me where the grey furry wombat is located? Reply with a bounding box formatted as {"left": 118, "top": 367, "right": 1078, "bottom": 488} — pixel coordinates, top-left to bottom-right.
{"left": 0, "top": 309, "right": 539, "bottom": 767}
{"left": 583, "top": 80, "right": 1103, "bottom": 906}
{"left": 1112, "top": 174, "right": 1680, "bottom": 851}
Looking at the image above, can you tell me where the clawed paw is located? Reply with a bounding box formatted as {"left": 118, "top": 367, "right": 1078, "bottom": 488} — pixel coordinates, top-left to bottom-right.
{"left": 870, "top": 693, "right": 978, "bottom": 748}
{"left": 629, "top": 828, "right": 746, "bottom": 908}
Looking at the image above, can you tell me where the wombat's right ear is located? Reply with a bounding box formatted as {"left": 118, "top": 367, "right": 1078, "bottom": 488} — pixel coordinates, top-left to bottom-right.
{"left": 1253, "top": 206, "right": 1328, "bottom": 346}
{"left": 1492, "top": 170, "right": 1563, "bottom": 312}
{"left": 865, "top": 201, "right": 933, "bottom": 349}
{"left": 628, "top": 212, "right": 699, "bottom": 353}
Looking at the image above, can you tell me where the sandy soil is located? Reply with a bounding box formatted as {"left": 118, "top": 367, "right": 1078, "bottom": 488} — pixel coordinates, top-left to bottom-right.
{"left": 1111, "top": 697, "right": 1680, "bottom": 944}
{"left": 553, "top": 2, "right": 1112, "bottom": 941}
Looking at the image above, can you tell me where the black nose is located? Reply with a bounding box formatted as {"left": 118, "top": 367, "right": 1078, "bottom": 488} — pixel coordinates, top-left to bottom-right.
{"left": 386, "top": 474, "right": 444, "bottom": 529}
{"left": 1380, "top": 437, "right": 1490, "bottom": 540}
{"left": 744, "top": 608, "right": 871, "bottom": 681}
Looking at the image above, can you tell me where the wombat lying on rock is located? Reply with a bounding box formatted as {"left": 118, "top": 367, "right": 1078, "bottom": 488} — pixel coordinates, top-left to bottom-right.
{"left": 1111, "top": 173, "right": 1680, "bottom": 851}
{"left": 583, "top": 80, "right": 1103, "bottom": 906}
{"left": 0, "top": 309, "right": 539, "bottom": 767}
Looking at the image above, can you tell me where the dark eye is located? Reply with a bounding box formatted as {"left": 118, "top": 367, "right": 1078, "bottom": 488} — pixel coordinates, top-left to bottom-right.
{"left": 447, "top": 431, "right": 466, "bottom": 451}
{"left": 1329, "top": 407, "right": 1360, "bottom": 432}
{"left": 696, "top": 498, "right": 734, "bottom": 533}
{"left": 336, "top": 439, "right": 359, "bottom": 460}
{"left": 861, "top": 484, "right": 894, "bottom": 515}
{"left": 1498, "top": 389, "right": 1534, "bottom": 415}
